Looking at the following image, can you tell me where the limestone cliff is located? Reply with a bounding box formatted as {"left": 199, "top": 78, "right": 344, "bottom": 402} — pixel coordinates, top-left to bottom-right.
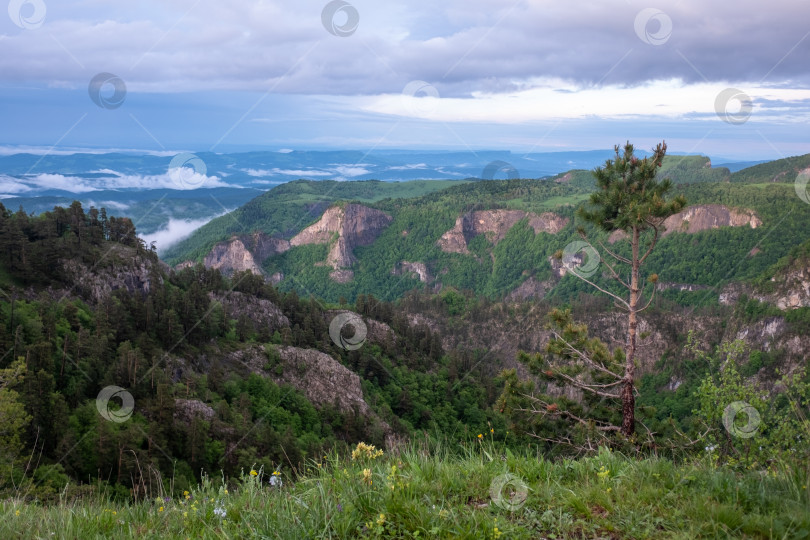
{"left": 290, "top": 204, "right": 393, "bottom": 272}
{"left": 608, "top": 204, "right": 761, "bottom": 243}
{"left": 204, "top": 233, "right": 290, "bottom": 276}
{"left": 437, "top": 210, "right": 569, "bottom": 254}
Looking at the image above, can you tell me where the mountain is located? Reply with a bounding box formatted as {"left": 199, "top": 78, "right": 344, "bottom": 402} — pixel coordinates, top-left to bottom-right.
{"left": 2, "top": 156, "right": 809, "bottom": 503}
{"left": 165, "top": 154, "right": 810, "bottom": 309}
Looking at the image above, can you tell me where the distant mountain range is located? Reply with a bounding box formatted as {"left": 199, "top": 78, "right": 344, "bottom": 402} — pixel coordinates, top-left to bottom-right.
{"left": 0, "top": 148, "right": 789, "bottom": 249}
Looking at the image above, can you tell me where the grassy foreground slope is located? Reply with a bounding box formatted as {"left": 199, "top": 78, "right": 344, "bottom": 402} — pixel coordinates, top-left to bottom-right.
{"left": 4, "top": 442, "right": 808, "bottom": 539}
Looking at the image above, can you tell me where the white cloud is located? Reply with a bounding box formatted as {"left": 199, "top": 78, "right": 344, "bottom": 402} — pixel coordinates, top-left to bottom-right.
{"left": 140, "top": 216, "right": 224, "bottom": 253}
{"left": 359, "top": 80, "right": 810, "bottom": 123}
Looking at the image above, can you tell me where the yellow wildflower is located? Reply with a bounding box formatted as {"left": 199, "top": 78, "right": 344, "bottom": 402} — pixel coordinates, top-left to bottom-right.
{"left": 352, "top": 442, "right": 384, "bottom": 460}
{"left": 158, "top": 506, "right": 164, "bottom": 512}
{"left": 15, "top": 510, "right": 20, "bottom": 516}
{"left": 477, "top": 434, "right": 483, "bottom": 439}
{"left": 250, "top": 470, "right": 258, "bottom": 476}
{"left": 377, "top": 513, "right": 386, "bottom": 526}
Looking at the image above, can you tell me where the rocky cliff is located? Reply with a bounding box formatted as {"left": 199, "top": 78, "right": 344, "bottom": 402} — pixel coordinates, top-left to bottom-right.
{"left": 437, "top": 210, "right": 569, "bottom": 254}
{"left": 290, "top": 204, "right": 393, "bottom": 272}
{"left": 229, "top": 344, "right": 393, "bottom": 438}
{"left": 210, "top": 291, "right": 289, "bottom": 333}
{"left": 60, "top": 245, "right": 165, "bottom": 304}
{"left": 608, "top": 204, "right": 762, "bottom": 243}
{"left": 204, "top": 233, "right": 290, "bottom": 276}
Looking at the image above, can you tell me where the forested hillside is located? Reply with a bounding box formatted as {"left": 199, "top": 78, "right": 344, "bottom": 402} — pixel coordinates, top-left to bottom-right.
{"left": 165, "top": 154, "right": 810, "bottom": 308}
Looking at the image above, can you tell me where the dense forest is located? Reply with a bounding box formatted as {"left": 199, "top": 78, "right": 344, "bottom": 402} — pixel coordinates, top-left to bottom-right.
{"left": 1, "top": 153, "right": 809, "bottom": 509}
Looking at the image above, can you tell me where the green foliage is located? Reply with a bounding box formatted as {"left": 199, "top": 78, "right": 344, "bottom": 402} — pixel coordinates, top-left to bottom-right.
{"left": 691, "top": 332, "right": 810, "bottom": 470}
{"left": 3, "top": 443, "right": 809, "bottom": 539}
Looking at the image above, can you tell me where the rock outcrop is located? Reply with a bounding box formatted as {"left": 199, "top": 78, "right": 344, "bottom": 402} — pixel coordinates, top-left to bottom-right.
{"left": 60, "top": 245, "right": 164, "bottom": 304}
{"left": 173, "top": 399, "right": 216, "bottom": 423}
{"left": 392, "top": 261, "right": 433, "bottom": 283}
{"left": 229, "top": 344, "right": 392, "bottom": 439}
{"left": 211, "top": 291, "right": 289, "bottom": 333}
{"left": 290, "top": 204, "right": 393, "bottom": 274}
{"left": 204, "top": 233, "right": 290, "bottom": 276}
{"left": 437, "top": 210, "right": 568, "bottom": 254}
{"left": 608, "top": 204, "right": 762, "bottom": 243}
{"left": 720, "top": 261, "right": 810, "bottom": 310}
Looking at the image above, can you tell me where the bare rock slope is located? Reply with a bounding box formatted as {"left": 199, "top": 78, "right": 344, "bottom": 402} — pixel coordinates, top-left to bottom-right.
{"left": 609, "top": 204, "right": 762, "bottom": 243}
{"left": 204, "top": 233, "right": 290, "bottom": 276}
{"left": 437, "top": 210, "right": 569, "bottom": 254}
{"left": 291, "top": 204, "right": 393, "bottom": 271}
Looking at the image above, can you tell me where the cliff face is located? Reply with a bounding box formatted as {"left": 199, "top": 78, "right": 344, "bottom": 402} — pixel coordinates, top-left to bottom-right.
{"left": 720, "top": 262, "right": 810, "bottom": 310}
{"left": 608, "top": 204, "right": 762, "bottom": 243}
{"left": 662, "top": 204, "right": 762, "bottom": 236}
{"left": 203, "top": 233, "right": 290, "bottom": 276}
{"left": 60, "top": 245, "right": 164, "bottom": 304}
{"left": 437, "top": 210, "right": 569, "bottom": 254}
{"left": 229, "top": 344, "right": 393, "bottom": 439}
{"left": 291, "top": 204, "right": 393, "bottom": 271}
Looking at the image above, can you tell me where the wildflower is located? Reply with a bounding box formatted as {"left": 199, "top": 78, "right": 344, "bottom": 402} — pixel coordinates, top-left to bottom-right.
{"left": 158, "top": 506, "right": 164, "bottom": 512}
{"left": 337, "top": 503, "right": 343, "bottom": 513}
{"left": 250, "top": 470, "right": 258, "bottom": 476}
{"left": 183, "top": 491, "right": 189, "bottom": 496}
{"left": 493, "top": 527, "right": 502, "bottom": 539}
{"left": 597, "top": 466, "right": 610, "bottom": 480}
{"left": 214, "top": 505, "right": 226, "bottom": 519}
{"left": 15, "top": 510, "right": 20, "bottom": 516}
{"left": 352, "top": 442, "right": 384, "bottom": 460}
{"left": 269, "top": 474, "right": 283, "bottom": 487}
{"left": 490, "top": 428, "right": 494, "bottom": 434}
{"left": 224, "top": 489, "right": 228, "bottom": 494}
{"left": 477, "top": 434, "right": 483, "bottom": 440}
{"left": 377, "top": 514, "right": 386, "bottom": 526}
{"left": 606, "top": 487, "right": 612, "bottom": 493}
{"left": 362, "top": 468, "right": 373, "bottom": 485}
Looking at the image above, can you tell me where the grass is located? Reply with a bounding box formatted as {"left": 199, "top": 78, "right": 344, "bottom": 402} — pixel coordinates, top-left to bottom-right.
{"left": 3, "top": 439, "right": 809, "bottom": 539}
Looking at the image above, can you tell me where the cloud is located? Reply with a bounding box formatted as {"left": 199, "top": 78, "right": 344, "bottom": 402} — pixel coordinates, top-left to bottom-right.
{"left": 0, "top": 146, "right": 181, "bottom": 157}
{"left": 242, "top": 168, "right": 332, "bottom": 177}
{"left": 1, "top": 1, "right": 808, "bottom": 96}
{"left": 139, "top": 217, "right": 223, "bottom": 253}
{"left": 2, "top": 171, "right": 229, "bottom": 194}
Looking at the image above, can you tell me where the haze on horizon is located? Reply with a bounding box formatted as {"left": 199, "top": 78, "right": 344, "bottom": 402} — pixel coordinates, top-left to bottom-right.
{"left": 1, "top": 0, "right": 809, "bottom": 161}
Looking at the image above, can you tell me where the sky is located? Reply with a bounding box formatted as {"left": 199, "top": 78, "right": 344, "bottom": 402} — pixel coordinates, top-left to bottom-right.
{"left": 1, "top": 0, "right": 809, "bottom": 160}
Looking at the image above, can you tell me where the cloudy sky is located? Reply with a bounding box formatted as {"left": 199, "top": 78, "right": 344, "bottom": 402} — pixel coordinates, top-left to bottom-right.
{"left": 1, "top": 0, "right": 808, "bottom": 160}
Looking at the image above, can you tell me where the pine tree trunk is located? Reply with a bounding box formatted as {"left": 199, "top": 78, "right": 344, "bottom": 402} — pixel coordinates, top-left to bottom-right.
{"left": 623, "top": 226, "right": 640, "bottom": 437}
